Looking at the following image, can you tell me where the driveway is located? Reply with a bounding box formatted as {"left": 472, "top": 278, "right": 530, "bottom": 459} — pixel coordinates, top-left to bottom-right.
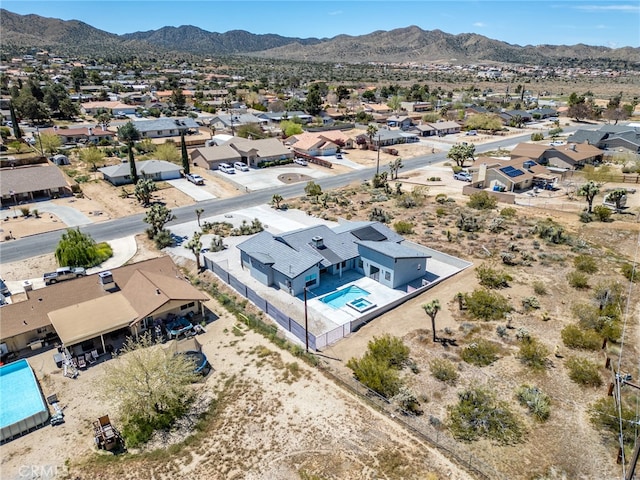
{"left": 166, "top": 178, "right": 217, "bottom": 201}
{"left": 329, "top": 154, "right": 366, "bottom": 170}
{"left": 213, "top": 166, "right": 332, "bottom": 191}
{"left": 34, "top": 201, "right": 92, "bottom": 227}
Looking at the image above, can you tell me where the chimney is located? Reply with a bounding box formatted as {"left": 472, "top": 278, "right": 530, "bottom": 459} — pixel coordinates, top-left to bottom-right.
{"left": 98, "top": 270, "right": 116, "bottom": 291}
{"left": 311, "top": 236, "right": 324, "bottom": 248}
{"left": 88, "top": 127, "right": 93, "bottom": 136}
{"left": 570, "top": 144, "right": 576, "bottom": 151}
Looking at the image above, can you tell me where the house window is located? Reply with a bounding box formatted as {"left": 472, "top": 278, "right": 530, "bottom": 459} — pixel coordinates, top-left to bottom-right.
{"left": 142, "top": 316, "right": 153, "bottom": 329}
{"left": 357, "top": 259, "right": 363, "bottom": 269}
{"left": 304, "top": 273, "right": 317, "bottom": 287}
{"left": 384, "top": 271, "right": 391, "bottom": 281}
{"left": 180, "top": 302, "right": 195, "bottom": 311}
{"left": 157, "top": 130, "right": 163, "bottom": 135}
{"left": 341, "top": 261, "right": 346, "bottom": 268}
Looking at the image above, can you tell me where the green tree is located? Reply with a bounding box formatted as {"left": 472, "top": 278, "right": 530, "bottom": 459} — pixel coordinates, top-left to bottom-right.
{"left": 79, "top": 147, "right": 104, "bottom": 172}
{"left": 468, "top": 191, "right": 498, "bottom": 210}
{"left": 134, "top": 178, "right": 158, "bottom": 206}
{"left": 180, "top": 131, "right": 190, "bottom": 174}
{"left": 144, "top": 204, "right": 176, "bottom": 238}
{"left": 70, "top": 66, "right": 86, "bottom": 92}
{"left": 39, "top": 132, "right": 62, "bottom": 155}
{"left": 465, "top": 113, "right": 503, "bottom": 132}
{"left": 102, "top": 333, "right": 199, "bottom": 447}
{"left": 304, "top": 181, "right": 322, "bottom": 201}
{"left": 237, "top": 123, "right": 263, "bottom": 139}
{"left": 447, "top": 143, "right": 475, "bottom": 167}
{"left": 55, "top": 228, "right": 112, "bottom": 268}
{"left": 387, "top": 95, "right": 403, "bottom": 114}
{"left": 155, "top": 142, "right": 180, "bottom": 163}
{"left": 170, "top": 89, "right": 186, "bottom": 111}
{"left": 305, "top": 84, "right": 323, "bottom": 116}
{"left": 422, "top": 299, "right": 441, "bottom": 342}
{"left": 603, "top": 188, "right": 627, "bottom": 211}
{"left": 366, "top": 123, "right": 378, "bottom": 146}
{"left": 9, "top": 101, "right": 21, "bottom": 139}
{"left": 185, "top": 232, "right": 203, "bottom": 270}
{"left": 578, "top": 181, "right": 600, "bottom": 213}
{"left": 95, "top": 112, "right": 111, "bottom": 128}
{"left": 280, "top": 120, "right": 303, "bottom": 137}
{"left": 118, "top": 122, "right": 141, "bottom": 183}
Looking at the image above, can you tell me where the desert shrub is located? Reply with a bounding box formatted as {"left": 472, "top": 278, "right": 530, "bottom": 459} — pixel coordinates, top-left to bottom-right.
{"left": 521, "top": 296, "right": 540, "bottom": 310}
{"left": 468, "top": 191, "right": 498, "bottom": 210}
{"left": 566, "top": 357, "right": 602, "bottom": 387}
{"left": 517, "top": 337, "right": 549, "bottom": 370}
{"left": 393, "top": 220, "right": 414, "bottom": 234}
{"left": 392, "top": 386, "right": 422, "bottom": 415}
{"left": 500, "top": 207, "right": 517, "bottom": 218}
{"left": 447, "top": 387, "right": 524, "bottom": 444}
{"left": 461, "top": 339, "right": 500, "bottom": 366}
{"left": 516, "top": 385, "right": 550, "bottom": 421}
{"left": 532, "top": 281, "right": 548, "bottom": 295}
{"left": 153, "top": 229, "right": 173, "bottom": 249}
{"left": 496, "top": 325, "right": 508, "bottom": 338}
{"left": 435, "top": 207, "right": 447, "bottom": 217}
{"left": 534, "top": 219, "right": 571, "bottom": 244}
{"left": 621, "top": 263, "right": 638, "bottom": 282}
{"left": 573, "top": 254, "right": 598, "bottom": 273}
{"left": 369, "top": 207, "right": 391, "bottom": 223}
{"left": 572, "top": 303, "right": 621, "bottom": 342}
{"left": 347, "top": 335, "right": 410, "bottom": 398}
{"left": 589, "top": 398, "right": 639, "bottom": 446}
{"left": 347, "top": 355, "right": 402, "bottom": 398}
{"left": 593, "top": 205, "right": 613, "bottom": 222}
{"left": 429, "top": 358, "right": 459, "bottom": 384}
{"left": 435, "top": 193, "right": 448, "bottom": 204}
{"left": 567, "top": 270, "right": 589, "bottom": 289}
{"left": 579, "top": 211, "right": 593, "bottom": 223}
{"left": 476, "top": 264, "right": 512, "bottom": 289}
{"left": 561, "top": 325, "right": 601, "bottom": 350}
{"left": 464, "top": 289, "right": 513, "bottom": 321}
{"left": 456, "top": 212, "right": 482, "bottom": 232}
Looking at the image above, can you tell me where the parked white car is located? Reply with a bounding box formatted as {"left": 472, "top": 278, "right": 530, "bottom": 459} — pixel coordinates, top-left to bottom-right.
{"left": 218, "top": 163, "right": 235, "bottom": 174}
{"left": 453, "top": 171, "right": 472, "bottom": 182}
{"left": 234, "top": 162, "right": 249, "bottom": 171}
{"left": 185, "top": 173, "right": 205, "bottom": 185}
{"left": 294, "top": 158, "right": 308, "bottom": 166}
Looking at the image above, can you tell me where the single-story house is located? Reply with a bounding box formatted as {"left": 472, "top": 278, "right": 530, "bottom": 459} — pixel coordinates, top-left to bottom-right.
{"left": 128, "top": 118, "right": 200, "bottom": 139}
{"left": 257, "top": 111, "right": 313, "bottom": 125}
{"left": 430, "top": 120, "right": 462, "bottom": 136}
{"left": 38, "top": 126, "right": 114, "bottom": 145}
{"left": 0, "top": 257, "right": 208, "bottom": 356}
{"left": 234, "top": 221, "right": 430, "bottom": 296}
{"left": 287, "top": 130, "right": 354, "bottom": 156}
{"left": 568, "top": 125, "right": 640, "bottom": 153}
{"left": 81, "top": 101, "right": 135, "bottom": 115}
{"left": 386, "top": 115, "right": 413, "bottom": 130}
{"left": 401, "top": 101, "right": 432, "bottom": 113}
{"left": 498, "top": 110, "right": 533, "bottom": 125}
{"left": 528, "top": 108, "right": 558, "bottom": 119}
{"left": 469, "top": 157, "right": 560, "bottom": 192}
{"left": 209, "top": 113, "right": 267, "bottom": 132}
{"left": 0, "top": 164, "right": 71, "bottom": 206}
{"left": 510, "top": 142, "right": 604, "bottom": 169}
{"left": 191, "top": 145, "right": 243, "bottom": 170}
{"left": 99, "top": 160, "right": 182, "bottom": 185}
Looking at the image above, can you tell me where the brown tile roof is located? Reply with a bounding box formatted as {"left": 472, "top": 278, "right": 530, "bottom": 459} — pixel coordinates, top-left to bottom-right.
{"left": 549, "top": 143, "right": 603, "bottom": 161}
{"left": 510, "top": 143, "right": 550, "bottom": 159}
{"left": 40, "top": 127, "right": 113, "bottom": 137}
{"left": 0, "top": 256, "right": 205, "bottom": 341}
{"left": 0, "top": 164, "right": 70, "bottom": 197}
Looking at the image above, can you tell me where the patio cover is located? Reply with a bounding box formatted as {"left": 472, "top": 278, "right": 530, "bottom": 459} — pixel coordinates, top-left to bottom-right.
{"left": 48, "top": 293, "right": 137, "bottom": 346}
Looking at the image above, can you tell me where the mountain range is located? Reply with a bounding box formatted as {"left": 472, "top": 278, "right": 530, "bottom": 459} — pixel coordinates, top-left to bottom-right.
{"left": 1, "top": 9, "right": 638, "bottom": 67}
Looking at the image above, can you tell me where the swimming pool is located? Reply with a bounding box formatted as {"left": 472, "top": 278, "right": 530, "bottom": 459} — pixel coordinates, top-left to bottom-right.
{"left": 321, "top": 285, "right": 370, "bottom": 309}
{"left": 347, "top": 297, "right": 376, "bottom": 313}
{"left": 0, "top": 359, "right": 49, "bottom": 442}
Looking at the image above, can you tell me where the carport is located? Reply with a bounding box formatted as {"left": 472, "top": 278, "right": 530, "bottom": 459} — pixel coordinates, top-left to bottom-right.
{"left": 47, "top": 293, "right": 137, "bottom": 354}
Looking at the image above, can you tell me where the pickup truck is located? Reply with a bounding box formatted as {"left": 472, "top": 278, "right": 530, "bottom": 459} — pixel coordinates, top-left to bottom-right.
{"left": 185, "top": 173, "right": 205, "bottom": 185}
{"left": 43, "top": 267, "right": 86, "bottom": 285}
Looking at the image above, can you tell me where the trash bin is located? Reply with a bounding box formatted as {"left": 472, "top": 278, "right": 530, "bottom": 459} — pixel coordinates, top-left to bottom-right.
{"left": 22, "top": 280, "right": 33, "bottom": 292}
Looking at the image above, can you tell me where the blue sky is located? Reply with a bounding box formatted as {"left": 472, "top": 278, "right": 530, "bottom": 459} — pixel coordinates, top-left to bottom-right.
{"left": 3, "top": 1, "right": 639, "bottom": 48}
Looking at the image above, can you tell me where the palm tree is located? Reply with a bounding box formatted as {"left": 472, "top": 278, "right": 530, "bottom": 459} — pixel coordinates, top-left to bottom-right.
{"left": 422, "top": 299, "right": 442, "bottom": 343}
{"left": 578, "top": 181, "right": 600, "bottom": 213}
{"left": 118, "top": 122, "right": 141, "bottom": 184}
{"left": 367, "top": 124, "right": 378, "bottom": 148}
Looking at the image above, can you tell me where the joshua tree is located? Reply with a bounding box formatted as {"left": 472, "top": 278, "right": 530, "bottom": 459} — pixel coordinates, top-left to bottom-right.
{"left": 422, "top": 299, "right": 442, "bottom": 343}
{"left": 578, "top": 181, "right": 600, "bottom": 213}
{"left": 195, "top": 208, "right": 204, "bottom": 227}
{"left": 271, "top": 194, "right": 283, "bottom": 209}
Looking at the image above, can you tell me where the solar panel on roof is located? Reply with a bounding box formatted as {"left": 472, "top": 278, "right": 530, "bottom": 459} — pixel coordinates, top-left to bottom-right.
{"left": 351, "top": 226, "right": 387, "bottom": 241}
{"left": 499, "top": 166, "right": 525, "bottom": 178}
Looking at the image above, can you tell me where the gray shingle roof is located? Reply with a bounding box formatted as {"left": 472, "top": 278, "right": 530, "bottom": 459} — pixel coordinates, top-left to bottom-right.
{"left": 0, "top": 165, "right": 69, "bottom": 196}
{"left": 99, "top": 160, "right": 181, "bottom": 177}
{"left": 356, "top": 240, "right": 430, "bottom": 259}
{"left": 128, "top": 118, "right": 199, "bottom": 134}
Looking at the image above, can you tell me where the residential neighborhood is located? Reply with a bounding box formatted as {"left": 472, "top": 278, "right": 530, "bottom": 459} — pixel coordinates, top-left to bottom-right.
{"left": 0, "top": 8, "right": 639, "bottom": 480}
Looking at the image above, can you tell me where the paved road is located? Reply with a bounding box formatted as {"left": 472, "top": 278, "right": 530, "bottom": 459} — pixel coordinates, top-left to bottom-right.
{"left": 0, "top": 127, "right": 587, "bottom": 264}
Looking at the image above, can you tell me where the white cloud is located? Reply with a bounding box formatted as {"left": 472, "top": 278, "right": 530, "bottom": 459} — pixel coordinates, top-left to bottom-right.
{"left": 328, "top": 10, "right": 342, "bottom": 16}
{"left": 473, "top": 22, "right": 487, "bottom": 27}
{"left": 574, "top": 5, "right": 640, "bottom": 12}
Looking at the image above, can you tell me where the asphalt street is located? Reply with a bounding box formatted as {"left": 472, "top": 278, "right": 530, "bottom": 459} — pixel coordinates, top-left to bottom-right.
{"left": 0, "top": 127, "right": 587, "bottom": 264}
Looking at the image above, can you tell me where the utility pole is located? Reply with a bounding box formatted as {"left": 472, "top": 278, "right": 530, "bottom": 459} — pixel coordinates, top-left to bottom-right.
{"left": 303, "top": 287, "right": 309, "bottom": 352}
{"left": 376, "top": 133, "right": 381, "bottom": 175}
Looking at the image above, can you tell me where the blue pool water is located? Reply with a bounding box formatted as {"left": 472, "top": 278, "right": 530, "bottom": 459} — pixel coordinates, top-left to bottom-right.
{"left": 0, "top": 359, "right": 47, "bottom": 429}
{"left": 321, "top": 286, "right": 370, "bottom": 308}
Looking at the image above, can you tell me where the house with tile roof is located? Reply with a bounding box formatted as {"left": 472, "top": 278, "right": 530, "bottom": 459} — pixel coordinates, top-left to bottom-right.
{"left": 0, "top": 257, "right": 208, "bottom": 356}
{"left": 1, "top": 164, "right": 72, "bottom": 206}
{"left": 80, "top": 101, "right": 135, "bottom": 116}
{"left": 286, "top": 130, "right": 354, "bottom": 157}
{"left": 99, "top": 160, "right": 182, "bottom": 185}
{"left": 510, "top": 141, "right": 604, "bottom": 169}
{"left": 38, "top": 125, "right": 114, "bottom": 145}
{"left": 236, "top": 221, "right": 429, "bottom": 296}
{"left": 190, "top": 136, "right": 293, "bottom": 169}
{"left": 469, "top": 157, "right": 560, "bottom": 192}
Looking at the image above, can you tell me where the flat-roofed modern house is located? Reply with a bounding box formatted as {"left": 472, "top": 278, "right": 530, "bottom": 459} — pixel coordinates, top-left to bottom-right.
{"left": 0, "top": 257, "right": 208, "bottom": 357}
{"left": 235, "top": 221, "right": 430, "bottom": 296}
